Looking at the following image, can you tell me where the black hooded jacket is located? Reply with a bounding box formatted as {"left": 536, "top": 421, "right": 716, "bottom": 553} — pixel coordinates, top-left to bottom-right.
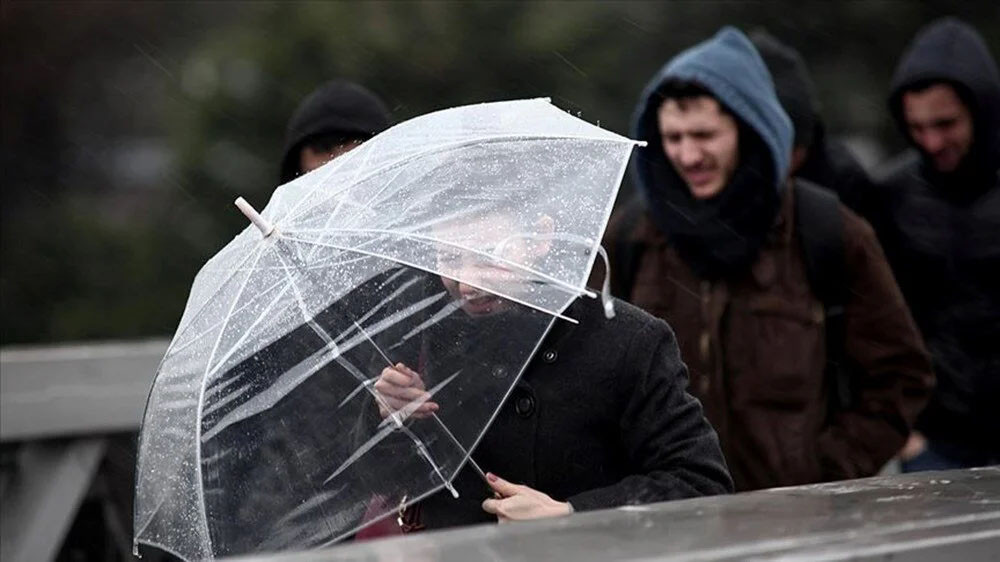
{"left": 751, "top": 29, "right": 877, "bottom": 224}
{"left": 279, "top": 80, "right": 390, "bottom": 184}
{"left": 875, "top": 18, "right": 1000, "bottom": 454}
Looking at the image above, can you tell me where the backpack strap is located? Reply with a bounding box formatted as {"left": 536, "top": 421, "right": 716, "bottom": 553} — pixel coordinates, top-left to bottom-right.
{"left": 794, "top": 179, "right": 852, "bottom": 411}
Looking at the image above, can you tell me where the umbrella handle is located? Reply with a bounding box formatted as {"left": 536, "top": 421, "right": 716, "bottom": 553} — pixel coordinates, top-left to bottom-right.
{"left": 595, "top": 245, "right": 616, "bottom": 319}
{"left": 235, "top": 197, "right": 277, "bottom": 238}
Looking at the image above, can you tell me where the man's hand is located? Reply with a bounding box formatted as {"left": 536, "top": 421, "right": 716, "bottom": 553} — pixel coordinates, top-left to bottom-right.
{"left": 900, "top": 431, "right": 927, "bottom": 461}
{"left": 481, "top": 473, "right": 573, "bottom": 522}
{"left": 373, "top": 363, "right": 439, "bottom": 420}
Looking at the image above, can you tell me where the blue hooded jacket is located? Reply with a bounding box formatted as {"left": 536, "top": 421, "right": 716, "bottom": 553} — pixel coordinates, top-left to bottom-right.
{"left": 629, "top": 27, "right": 794, "bottom": 279}
{"left": 632, "top": 26, "right": 793, "bottom": 197}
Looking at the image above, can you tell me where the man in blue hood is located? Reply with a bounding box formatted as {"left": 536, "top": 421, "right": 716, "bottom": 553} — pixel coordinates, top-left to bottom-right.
{"left": 606, "top": 28, "right": 933, "bottom": 491}
{"left": 874, "top": 17, "right": 1000, "bottom": 471}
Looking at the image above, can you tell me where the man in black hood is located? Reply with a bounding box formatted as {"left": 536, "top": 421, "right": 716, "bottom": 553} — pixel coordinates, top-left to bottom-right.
{"left": 279, "top": 80, "right": 390, "bottom": 184}
{"left": 875, "top": 17, "right": 1000, "bottom": 470}
{"left": 750, "top": 30, "right": 876, "bottom": 222}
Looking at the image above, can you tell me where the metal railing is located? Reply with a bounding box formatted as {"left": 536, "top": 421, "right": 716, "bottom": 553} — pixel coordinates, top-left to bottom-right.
{"left": 1, "top": 339, "right": 168, "bottom": 562}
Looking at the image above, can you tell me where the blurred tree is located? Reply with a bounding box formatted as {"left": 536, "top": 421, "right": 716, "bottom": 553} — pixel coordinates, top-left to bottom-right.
{"left": 2, "top": 0, "right": 997, "bottom": 344}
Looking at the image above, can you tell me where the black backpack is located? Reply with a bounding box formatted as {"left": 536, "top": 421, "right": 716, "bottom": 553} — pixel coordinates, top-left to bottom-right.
{"left": 611, "top": 180, "right": 854, "bottom": 410}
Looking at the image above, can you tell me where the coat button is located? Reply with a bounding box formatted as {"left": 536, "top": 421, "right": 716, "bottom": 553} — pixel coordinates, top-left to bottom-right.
{"left": 514, "top": 392, "right": 536, "bottom": 418}
{"left": 542, "top": 349, "right": 558, "bottom": 363}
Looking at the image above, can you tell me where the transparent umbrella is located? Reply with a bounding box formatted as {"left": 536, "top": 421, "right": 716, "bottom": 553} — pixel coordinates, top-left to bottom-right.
{"left": 133, "top": 98, "right": 643, "bottom": 561}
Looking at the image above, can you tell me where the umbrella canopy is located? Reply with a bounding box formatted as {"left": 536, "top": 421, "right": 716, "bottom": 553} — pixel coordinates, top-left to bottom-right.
{"left": 134, "top": 98, "right": 642, "bottom": 560}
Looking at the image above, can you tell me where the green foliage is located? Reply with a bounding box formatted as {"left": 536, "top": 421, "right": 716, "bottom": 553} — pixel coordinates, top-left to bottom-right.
{"left": 2, "top": 1, "right": 998, "bottom": 344}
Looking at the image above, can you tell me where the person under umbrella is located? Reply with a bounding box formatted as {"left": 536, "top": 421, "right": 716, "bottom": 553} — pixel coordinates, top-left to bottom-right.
{"left": 134, "top": 98, "right": 730, "bottom": 560}
{"left": 371, "top": 206, "right": 733, "bottom": 531}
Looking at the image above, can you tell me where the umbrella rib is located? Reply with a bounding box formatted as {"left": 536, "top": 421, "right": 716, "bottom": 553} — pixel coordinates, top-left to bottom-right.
{"left": 270, "top": 251, "right": 412, "bottom": 430}
{"left": 278, "top": 133, "right": 636, "bottom": 227}
{"left": 271, "top": 483, "right": 349, "bottom": 531}
{"left": 336, "top": 294, "right": 454, "bottom": 409}
{"left": 392, "top": 298, "right": 465, "bottom": 347}
{"left": 322, "top": 411, "right": 459, "bottom": 500}
{"left": 374, "top": 369, "right": 462, "bottom": 430}
{"left": 340, "top": 274, "right": 426, "bottom": 342}
{"left": 400, "top": 425, "right": 459, "bottom": 499}
{"left": 302, "top": 165, "right": 409, "bottom": 264}
{"left": 199, "top": 275, "right": 441, "bottom": 443}
{"left": 203, "top": 280, "right": 298, "bottom": 383}
{"left": 333, "top": 293, "right": 448, "bottom": 375}
{"left": 369, "top": 368, "right": 490, "bottom": 484}
{"left": 351, "top": 317, "right": 394, "bottom": 368}
{"left": 199, "top": 343, "right": 344, "bottom": 444}
{"left": 306, "top": 272, "right": 427, "bottom": 357}
{"left": 323, "top": 367, "right": 466, "bottom": 495}
{"left": 193, "top": 243, "right": 270, "bottom": 556}
{"left": 356, "top": 319, "right": 489, "bottom": 486}
{"left": 273, "top": 248, "right": 444, "bottom": 387}
{"left": 321, "top": 423, "right": 397, "bottom": 484}
{"left": 164, "top": 240, "right": 268, "bottom": 358}
{"left": 336, "top": 376, "right": 378, "bottom": 409}
{"left": 280, "top": 235, "right": 580, "bottom": 324}
{"left": 172, "top": 274, "right": 288, "bottom": 360}
{"left": 244, "top": 253, "right": 454, "bottom": 450}
{"left": 283, "top": 227, "right": 596, "bottom": 299}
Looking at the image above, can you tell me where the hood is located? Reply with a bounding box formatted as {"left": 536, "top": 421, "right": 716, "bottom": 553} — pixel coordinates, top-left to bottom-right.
{"left": 750, "top": 29, "right": 821, "bottom": 150}
{"left": 628, "top": 27, "right": 793, "bottom": 279}
{"left": 631, "top": 26, "right": 793, "bottom": 195}
{"left": 279, "top": 80, "right": 390, "bottom": 184}
{"left": 888, "top": 17, "right": 1000, "bottom": 182}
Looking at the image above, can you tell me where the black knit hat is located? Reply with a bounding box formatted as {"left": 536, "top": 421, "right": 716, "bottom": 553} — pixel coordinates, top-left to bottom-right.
{"left": 279, "top": 80, "right": 390, "bottom": 183}
{"left": 749, "top": 29, "right": 820, "bottom": 149}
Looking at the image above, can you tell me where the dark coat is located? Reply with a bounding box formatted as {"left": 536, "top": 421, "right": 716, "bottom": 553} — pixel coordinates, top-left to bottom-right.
{"left": 797, "top": 127, "right": 877, "bottom": 223}
{"left": 606, "top": 187, "right": 934, "bottom": 491}
{"left": 613, "top": 27, "right": 933, "bottom": 491}
{"left": 414, "top": 297, "right": 734, "bottom": 530}
{"left": 874, "top": 17, "right": 1000, "bottom": 455}
{"left": 749, "top": 29, "right": 877, "bottom": 224}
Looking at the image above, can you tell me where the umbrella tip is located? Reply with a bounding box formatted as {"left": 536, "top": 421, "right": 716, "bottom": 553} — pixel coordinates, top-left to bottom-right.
{"left": 235, "top": 197, "right": 276, "bottom": 238}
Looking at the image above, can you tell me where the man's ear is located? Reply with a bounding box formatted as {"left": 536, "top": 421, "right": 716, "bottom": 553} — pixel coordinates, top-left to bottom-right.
{"left": 532, "top": 215, "right": 555, "bottom": 257}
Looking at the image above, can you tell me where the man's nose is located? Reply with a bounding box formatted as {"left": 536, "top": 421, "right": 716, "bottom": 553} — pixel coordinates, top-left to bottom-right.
{"left": 919, "top": 130, "right": 947, "bottom": 153}
{"left": 677, "top": 139, "right": 703, "bottom": 167}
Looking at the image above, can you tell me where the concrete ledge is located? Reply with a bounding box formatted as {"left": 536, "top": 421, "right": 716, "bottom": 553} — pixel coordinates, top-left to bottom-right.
{"left": 0, "top": 339, "right": 168, "bottom": 441}
{"left": 228, "top": 467, "right": 1000, "bottom": 562}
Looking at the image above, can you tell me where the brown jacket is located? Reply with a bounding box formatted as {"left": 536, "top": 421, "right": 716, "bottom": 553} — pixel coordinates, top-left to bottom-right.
{"left": 604, "top": 186, "right": 934, "bottom": 491}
